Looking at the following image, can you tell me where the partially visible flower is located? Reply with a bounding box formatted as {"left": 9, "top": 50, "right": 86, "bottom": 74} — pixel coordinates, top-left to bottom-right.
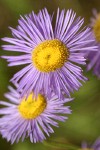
{"left": 80, "top": 137, "right": 100, "bottom": 150}
{"left": 2, "top": 8, "right": 97, "bottom": 99}
{"left": 0, "top": 86, "right": 72, "bottom": 144}
{"left": 86, "top": 9, "right": 100, "bottom": 78}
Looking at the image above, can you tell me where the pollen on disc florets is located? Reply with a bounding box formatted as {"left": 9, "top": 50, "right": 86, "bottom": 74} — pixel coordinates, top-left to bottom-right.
{"left": 93, "top": 14, "right": 100, "bottom": 42}
{"left": 32, "top": 39, "right": 69, "bottom": 72}
{"left": 18, "top": 93, "right": 47, "bottom": 119}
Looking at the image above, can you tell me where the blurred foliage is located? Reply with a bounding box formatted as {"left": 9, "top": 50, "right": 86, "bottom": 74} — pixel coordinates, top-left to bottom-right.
{"left": 0, "top": 0, "right": 100, "bottom": 150}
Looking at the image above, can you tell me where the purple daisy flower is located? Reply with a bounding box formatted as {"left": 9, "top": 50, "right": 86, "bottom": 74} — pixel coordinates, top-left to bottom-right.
{"left": 81, "top": 137, "right": 100, "bottom": 150}
{"left": 0, "top": 86, "right": 72, "bottom": 144}
{"left": 86, "top": 9, "right": 100, "bottom": 78}
{"left": 2, "top": 8, "right": 97, "bottom": 98}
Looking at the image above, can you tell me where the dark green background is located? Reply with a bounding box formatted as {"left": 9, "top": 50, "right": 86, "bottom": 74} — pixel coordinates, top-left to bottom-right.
{"left": 0, "top": 0, "right": 100, "bottom": 149}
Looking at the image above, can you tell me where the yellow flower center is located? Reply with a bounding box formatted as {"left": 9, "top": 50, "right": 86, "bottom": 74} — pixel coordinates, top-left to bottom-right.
{"left": 93, "top": 14, "right": 100, "bottom": 42}
{"left": 32, "top": 39, "right": 69, "bottom": 72}
{"left": 18, "top": 93, "right": 47, "bottom": 119}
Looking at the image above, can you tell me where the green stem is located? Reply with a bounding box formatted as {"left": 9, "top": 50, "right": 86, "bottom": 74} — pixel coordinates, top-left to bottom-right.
{"left": 43, "top": 140, "right": 79, "bottom": 150}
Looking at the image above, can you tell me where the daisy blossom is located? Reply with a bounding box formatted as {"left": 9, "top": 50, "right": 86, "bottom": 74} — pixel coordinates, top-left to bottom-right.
{"left": 0, "top": 86, "right": 72, "bottom": 144}
{"left": 86, "top": 9, "right": 100, "bottom": 78}
{"left": 80, "top": 137, "right": 100, "bottom": 150}
{"left": 2, "top": 8, "right": 97, "bottom": 98}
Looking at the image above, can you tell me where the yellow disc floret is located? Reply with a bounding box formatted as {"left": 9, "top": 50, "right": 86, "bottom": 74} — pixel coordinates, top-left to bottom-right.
{"left": 32, "top": 39, "right": 69, "bottom": 72}
{"left": 93, "top": 14, "right": 100, "bottom": 42}
{"left": 18, "top": 93, "right": 47, "bottom": 119}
